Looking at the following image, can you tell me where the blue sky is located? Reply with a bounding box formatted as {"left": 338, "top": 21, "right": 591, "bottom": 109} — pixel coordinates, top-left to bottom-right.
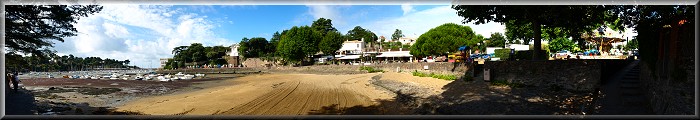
{"left": 51, "top": 5, "right": 639, "bottom": 68}
{"left": 52, "top": 5, "right": 515, "bottom": 68}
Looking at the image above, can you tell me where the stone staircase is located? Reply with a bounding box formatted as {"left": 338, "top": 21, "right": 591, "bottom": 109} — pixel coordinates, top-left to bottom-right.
{"left": 616, "top": 64, "right": 653, "bottom": 114}
{"left": 597, "top": 60, "right": 654, "bottom": 115}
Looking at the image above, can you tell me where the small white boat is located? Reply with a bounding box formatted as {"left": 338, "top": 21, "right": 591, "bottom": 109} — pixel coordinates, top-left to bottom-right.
{"left": 135, "top": 76, "right": 143, "bottom": 80}
{"left": 195, "top": 73, "right": 206, "bottom": 77}
{"left": 175, "top": 72, "right": 185, "bottom": 76}
{"left": 181, "top": 74, "right": 195, "bottom": 80}
{"left": 91, "top": 76, "right": 99, "bottom": 79}
{"left": 110, "top": 77, "right": 119, "bottom": 80}
{"left": 144, "top": 76, "right": 151, "bottom": 80}
{"left": 48, "top": 75, "right": 54, "bottom": 78}
{"left": 157, "top": 76, "right": 170, "bottom": 82}
{"left": 164, "top": 75, "right": 173, "bottom": 79}
{"left": 121, "top": 77, "right": 128, "bottom": 80}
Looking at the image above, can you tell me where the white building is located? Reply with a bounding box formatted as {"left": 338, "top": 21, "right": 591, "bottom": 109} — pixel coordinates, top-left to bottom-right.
{"left": 506, "top": 44, "right": 530, "bottom": 51}
{"left": 337, "top": 39, "right": 365, "bottom": 55}
{"left": 227, "top": 44, "right": 242, "bottom": 67}
{"left": 486, "top": 47, "right": 504, "bottom": 54}
{"left": 228, "top": 44, "right": 240, "bottom": 57}
{"left": 398, "top": 37, "right": 418, "bottom": 45}
{"left": 159, "top": 58, "right": 172, "bottom": 68}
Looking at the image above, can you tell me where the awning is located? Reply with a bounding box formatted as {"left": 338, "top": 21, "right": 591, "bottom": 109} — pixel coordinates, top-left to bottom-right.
{"left": 377, "top": 51, "right": 413, "bottom": 57}
{"left": 337, "top": 55, "right": 361, "bottom": 60}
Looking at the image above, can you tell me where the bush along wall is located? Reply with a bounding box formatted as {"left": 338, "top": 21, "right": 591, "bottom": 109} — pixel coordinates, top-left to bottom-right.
{"left": 494, "top": 49, "right": 511, "bottom": 60}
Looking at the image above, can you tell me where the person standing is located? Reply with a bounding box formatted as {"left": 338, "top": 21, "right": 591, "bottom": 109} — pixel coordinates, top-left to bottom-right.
{"left": 5, "top": 73, "right": 12, "bottom": 92}
{"left": 11, "top": 72, "right": 20, "bottom": 92}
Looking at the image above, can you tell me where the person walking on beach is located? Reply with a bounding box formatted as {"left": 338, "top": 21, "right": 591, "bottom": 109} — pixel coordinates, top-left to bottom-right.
{"left": 9, "top": 72, "right": 20, "bottom": 92}
{"left": 5, "top": 73, "right": 12, "bottom": 92}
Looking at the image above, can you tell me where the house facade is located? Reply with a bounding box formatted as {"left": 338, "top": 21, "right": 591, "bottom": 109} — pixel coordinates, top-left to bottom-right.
{"left": 159, "top": 58, "right": 171, "bottom": 68}
{"left": 398, "top": 37, "right": 418, "bottom": 45}
{"left": 226, "top": 44, "right": 241, "bottom": 67}
{"left": 337, "top": 39, "right": 364, "bottom": 55}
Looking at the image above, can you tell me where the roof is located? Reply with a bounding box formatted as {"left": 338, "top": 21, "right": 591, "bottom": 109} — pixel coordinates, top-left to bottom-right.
{"left": 376, "top": 51, "right": 413, "bottom": 57}
{"left": 337, "top": 55, "right": 361, "bottom": 60}
{"left": 344, "top": 40, "right": 363, "bottom": 43}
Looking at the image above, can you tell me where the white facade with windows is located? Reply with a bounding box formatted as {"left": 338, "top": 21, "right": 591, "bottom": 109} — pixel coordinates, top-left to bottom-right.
{"left": 229, "top": 44, "right": 240, "bottom": 57}
{"left": 398, "top": 37, "right": 417, "bottom": 45}
{"left": 338, "top": 40, "right": 364, "bottom": 55}
{"left": 159, "top": 58, "right": 171, "bottom": 68}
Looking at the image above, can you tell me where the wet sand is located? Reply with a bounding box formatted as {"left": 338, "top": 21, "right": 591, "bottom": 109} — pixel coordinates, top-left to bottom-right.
{"left": 115, "top": 73, "right": 420, "bottom": 115}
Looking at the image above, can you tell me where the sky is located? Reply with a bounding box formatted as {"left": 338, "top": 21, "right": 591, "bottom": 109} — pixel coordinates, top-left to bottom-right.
{"left": 51, "top": 5, "right": 636, "bottom": 68}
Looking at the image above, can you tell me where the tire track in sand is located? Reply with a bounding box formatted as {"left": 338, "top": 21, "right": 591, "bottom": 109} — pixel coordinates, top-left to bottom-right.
{"left": 221, "top": 81, "right": 300, "bottom": 115}
{"left": 218, "top": 74, "right": 375, "bottom": 115}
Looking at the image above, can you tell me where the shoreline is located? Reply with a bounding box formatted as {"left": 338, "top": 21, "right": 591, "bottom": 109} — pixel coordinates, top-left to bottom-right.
{"left": 17, "top": 74, "right": 249, "bottom": 115}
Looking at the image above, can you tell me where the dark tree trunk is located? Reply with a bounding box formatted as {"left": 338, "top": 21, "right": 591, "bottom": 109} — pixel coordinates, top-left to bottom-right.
{"left": 533, "top": 20, "right": 542, "bottom": 60}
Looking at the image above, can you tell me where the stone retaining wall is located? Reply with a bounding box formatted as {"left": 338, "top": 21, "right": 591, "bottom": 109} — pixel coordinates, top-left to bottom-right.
{"left": 639, "top": 62, "right": 694, "bottom": 115}
{"left": 158, "top": 62, "right": 470, "bottom": 76}
{"left": 370, "top": 62, "right": 469, "bottom": 76}
{"left": 483, "top": 60, "right": 604, "bottom": 92}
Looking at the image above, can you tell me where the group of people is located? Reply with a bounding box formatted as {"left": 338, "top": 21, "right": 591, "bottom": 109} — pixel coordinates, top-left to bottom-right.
{"left": 5, "top": 72, "right": 20, "bottom": 92}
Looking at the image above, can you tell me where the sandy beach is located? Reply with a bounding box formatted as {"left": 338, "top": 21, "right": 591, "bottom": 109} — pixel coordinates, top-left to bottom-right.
{"left": 114, "top": 72, "right": 451, "bottom": 115}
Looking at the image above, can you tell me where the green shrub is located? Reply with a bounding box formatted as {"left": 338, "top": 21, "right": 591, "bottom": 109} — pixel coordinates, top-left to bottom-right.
{"left": 412, "top": 70, "right": 429, "bottom": 77}
{"left": 494, "top": 49, "right": 511, "bottom": 60}
{"left": 491, "top": 79, "right": 510, "bottom": 86}
{"left": 490, "top": 79, "right": 524, "bottom": 88}
{"left": 412, "top": 70, "right": 456, "bottom": 80}
{"left": 360, "top": 66, "right": 384, "bottom": 73}
{"left": 431, "top": 74, "right": 457, "bottom": 80}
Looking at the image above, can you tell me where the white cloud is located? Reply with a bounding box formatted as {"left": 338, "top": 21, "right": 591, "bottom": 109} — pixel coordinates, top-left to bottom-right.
{"left": 305, "top": 5, "right": 348, "bottom": 27}
{"left": 357, "top": 5, "right": 505, "bottom": 39}
{"left": 401, "top": 4, "right": 414, "bottom": 15}
{"left": 54, "top": 5, "right": 234, "bottom": 68}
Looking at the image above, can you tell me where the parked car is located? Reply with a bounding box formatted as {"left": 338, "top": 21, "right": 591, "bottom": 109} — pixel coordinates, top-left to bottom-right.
{"left": 555, "top": 50, "right": 573, "bottom": 59}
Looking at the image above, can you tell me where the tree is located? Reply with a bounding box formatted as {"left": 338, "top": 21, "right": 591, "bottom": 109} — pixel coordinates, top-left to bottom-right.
{"left": 269, "top": 31, "right": 282, "bottom": 54}
{"left": 172, "top": 46, "right": 188, "bottom": 55}
{"left": 238, "top": 37, "right": 250, "bottom": 58}
{"left": 504, "top": 20, "right": 533, "bottom": 45}
{"left": 410, "top": 23, "right": 479, "bottom": 57}
{"left": 548, "top": 37, "right": 578, "bottom": 53}
{"left": 453, "top": 5, "right": 618, "bottom": 60}
{"left": 488, "top": 32, "right": 506, "bottom": 47}
{"left": 623, "top": 37, "right": 638, "bottom": 51}
{"left": 474, "top": 34, "right": 486, "bottom": 52}
{"left": 184, "top": 43, "right": 206, "bottom": 65}
{"left": 391, "top": 29, "right": 404, "bottom": 41}
{"left": 611, "top": 5, "right": 694, "bottom": 66}
{"left": 277, "top": 26, "right": 323, "bottom": 64}
{"left": 311, "top": 18, "right": 338, "bottom": 36}
{"left": 319, "top": 31, "right": 344, "bottom": 57}
{"left": 240, "top": 37, "right": 269, "bottom": 58}
{"left": 346, "top": 26, "right": 378, "bottom": 43}
{"left": 124, "top": 59, "right": 130, "bottom": 66}
{"left": 206, "top": 45, "right": 229, "bottom": 65}
{"left": 5, "top": 5, "right": 102, "bottom": 57}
